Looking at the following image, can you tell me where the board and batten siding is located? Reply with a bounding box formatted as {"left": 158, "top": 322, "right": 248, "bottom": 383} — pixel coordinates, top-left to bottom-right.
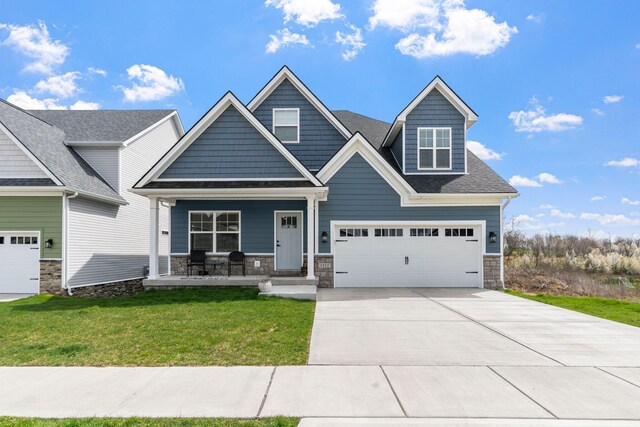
{"left": 66, "top": 118, "right": 179, "bottom": 286}
{"left": 252, "top": 79, "right": 347, "bottom": 171}
{"left": 318, "top": 153, "right": 501, "bottom": 254}
{"left": 389, "top": 128, "right": 403, "bottom": 169}
{"left": 404, "top": 89, "right": 466, "bottom": 174}
{"left": 171, "top": 200, "right": 307, "bottom": 254}
{"left": 0, "top": 196, "right": 62, "bottom": 258}
{"left": 160, "top": 105, "right": 303, "bottom": 179}
{"left": 0, "top": 132, "right": 48, "bottom": 178}
{"left": 74, "top": 146, "right": 120, "bottom": 192}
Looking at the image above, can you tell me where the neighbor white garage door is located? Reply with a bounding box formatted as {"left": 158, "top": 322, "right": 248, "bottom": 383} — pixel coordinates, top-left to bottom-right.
{"left": 333, "top": 223, "right": 483, "bottom": 288}
{"left": 0, "top": 232, "right": 40, "bottom": 294}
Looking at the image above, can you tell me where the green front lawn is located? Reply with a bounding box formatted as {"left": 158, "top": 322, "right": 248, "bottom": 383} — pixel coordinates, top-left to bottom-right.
{"left": 0, "top": 418, "right": 298, "bottom": 427}
{"left": 506, "top": 291, "right": 640, "bottom": 328}
{"left": 0, "top": 288, "right": 314, "bottom": 366}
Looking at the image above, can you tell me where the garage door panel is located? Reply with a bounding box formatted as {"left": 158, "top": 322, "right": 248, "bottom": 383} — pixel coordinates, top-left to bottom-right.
{"left": 334, "top": 225, "right": 482, "bottom": 288}
{"left": 0, "top": 233, "right": 40, "bottom": 294}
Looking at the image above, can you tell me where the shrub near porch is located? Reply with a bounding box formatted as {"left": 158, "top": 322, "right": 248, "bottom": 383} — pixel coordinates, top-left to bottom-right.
{"left": 0, "top": 288, "right": 314, "bottom": 366}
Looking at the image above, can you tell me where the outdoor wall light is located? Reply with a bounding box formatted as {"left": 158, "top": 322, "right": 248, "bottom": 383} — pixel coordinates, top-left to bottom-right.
{"left": 45, "top": 239, "right": 54, "bottom": 249}
{"left": 488, "top": 231, "right": 497, "bottom": 244}
{"left": 321, "top": 231, "right": 328, "bottom": 243}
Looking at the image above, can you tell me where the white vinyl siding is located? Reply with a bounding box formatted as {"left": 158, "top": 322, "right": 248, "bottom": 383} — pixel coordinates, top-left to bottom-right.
{"left": 74, "top": 146, "right": 120, "bottom": 192}
{"left": 66, "top": 118, "right": 181, "bottom": 286}
{"left": 0, "top": 131, "right": 48, "bottom": 178}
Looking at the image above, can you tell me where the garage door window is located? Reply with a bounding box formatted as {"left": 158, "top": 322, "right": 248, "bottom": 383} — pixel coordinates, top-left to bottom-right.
{"left": 410, "top": 228, "right": 439, "bottom": 237}
{"left": 0, "top": 237, "right": 3, "bottom": 244}
{"left": 11, "top": 236, "right": 37, "bottom": 244}
{"left": 444, "top": 228, "right": 474, "bottom": 237}
{"left": 374, "top": 228, "right": 403, "bottom": 237}
{"left": 339, "top": 228, "right": 368, "bottom": 237}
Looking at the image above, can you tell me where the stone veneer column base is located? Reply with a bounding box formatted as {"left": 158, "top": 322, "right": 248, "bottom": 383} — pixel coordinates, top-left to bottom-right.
{"left": 39, "top": 260, "right": 63, "bottom": 295}
{"left": 483, "top": 254, "right": 503, "bottom": 289}
{"left": 314, "top": 255, "right": 334, "bottom": 288}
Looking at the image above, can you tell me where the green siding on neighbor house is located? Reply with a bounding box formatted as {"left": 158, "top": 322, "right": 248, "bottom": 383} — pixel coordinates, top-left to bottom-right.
{"left": 0, "top": 196, "right": 63, "bottom": 258}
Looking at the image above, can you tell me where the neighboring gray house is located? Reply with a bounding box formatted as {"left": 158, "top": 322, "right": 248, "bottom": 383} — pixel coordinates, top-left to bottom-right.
{"left": 134, "top": 66, "right": 518, "bottom": 289}
{"left": 0, "top": 100, "right": 183, "bottom": 294}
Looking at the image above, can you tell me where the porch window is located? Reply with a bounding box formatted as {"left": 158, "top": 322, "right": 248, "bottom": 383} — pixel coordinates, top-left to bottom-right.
{"left": 418, "top": 128, "right": 451, "bottom": 170}
{"left": 189, "top": 211, "right": 240, "bottom": 253}
{"left": 273, "top": 108, "right": 299, "bottom": 143}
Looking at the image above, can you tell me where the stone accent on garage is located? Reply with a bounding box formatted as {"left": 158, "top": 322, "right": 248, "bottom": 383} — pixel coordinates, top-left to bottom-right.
{"left": 39, "top": 260, "right": 63, "bottom": 295}
{"left": 170, "top": 255, "right": 305, "bottom": 278}
{"left": 315, "top": 255, "right": 334, "bottom": 288}
{"left": 483, "top": 254, "right": 503, "bottom": 289}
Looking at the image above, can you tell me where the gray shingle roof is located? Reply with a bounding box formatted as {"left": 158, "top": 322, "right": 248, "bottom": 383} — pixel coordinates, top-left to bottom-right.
{"left": 0, "top": 178, "right": 57, "bottom": 186}
{"left": 332, "top": 109, "right": 517, "bottom": 194}
{"left": 28, "top": 109, "right": 174, "bottom": 142}
{"left": 0, "top": 99, "right": 125, "bottom": 203}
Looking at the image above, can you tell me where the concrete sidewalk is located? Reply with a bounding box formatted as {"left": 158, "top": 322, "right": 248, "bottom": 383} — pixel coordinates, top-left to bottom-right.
{"left": 1, "top": 365, "right": 640, "bottom": 421}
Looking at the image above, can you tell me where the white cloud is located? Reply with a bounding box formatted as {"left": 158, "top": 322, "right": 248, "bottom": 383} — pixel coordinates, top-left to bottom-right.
{"left": 33, "top": 71, "right": 81, "bottom": 99}
{"left": 537, "top": 172, "right": 561, "bottom": 184}
{"left": 0, "top": 20, "right": 69, "bottom": 73}
{"left": 511, "top": 214, "right": 565, "bottom": 232}
{"left": 467, "top": 140, "right": 503, "bottom": 160}
{"left": 6, "top": 90, "right": 66, "bottom": 110}
{"left": 509, "top": 175, "right": 542, "bottom": 187}
{"left": 539, "top": 204, "right": 555, "bottom": 209}
{"left": 369, "top": 0, "right": 442, "bottom": 31}
{"left": 266, "top": 28, "right": 311, "bottom": 53}
{"left": 335, "top": 24, "right": 365, "bottom": 60}
{"left": 509, "top": 98, "right": 582, "bottom": 132}
{"left": 605, "top": 157, "right": 639, "bottom": 167}
{"left": 603, "top": 95, "right": 623, "bottom": 104}
{"left": 526, "top": 14, "right": 543, "bottom": 24}
{"left": 120, "top": 64, "right": 184, "bottom": 102}
{"left": 87, "top": 67, "right": 107, "bottom": 77}
{"left": 536, "top": 213, "right": 545, "bottom": 218}
{"left": 591, "top": 108, "right": 604, "bottom": 116}
{"left": 265, "top": 0, "right": 343, "bottom": 27}
{"left": 580, "top": 213, "right": 640, "bottom": 226}
{"left": 590, "top": 196, "right": 606, "bottom": 202}
{"left": 550, "top": 209, "right": 575, "bottom": 219}
{"left": 622, "top": 197, "right": 640, "bottom": 206}
{"left": 70, "top": 100, "right": 100, "bottom": 110}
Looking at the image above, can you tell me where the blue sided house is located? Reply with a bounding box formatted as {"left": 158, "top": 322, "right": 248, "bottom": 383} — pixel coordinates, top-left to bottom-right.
{"left": 134, "top": 66, "right": 518, "bottom": 289}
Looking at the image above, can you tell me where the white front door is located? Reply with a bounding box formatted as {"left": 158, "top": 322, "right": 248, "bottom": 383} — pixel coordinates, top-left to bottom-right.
{"left": 275, "top": 212, "right": 303, "bottom": 270}
{"left": 333, "top": 224, "right": 483, "bottom": 288}
{"left": 0, "top": 232, "right": 40, "bottom": 294}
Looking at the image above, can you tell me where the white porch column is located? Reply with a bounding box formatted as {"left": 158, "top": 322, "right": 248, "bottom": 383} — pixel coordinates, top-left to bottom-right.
{"left": 306, "top": 195, "right": 316, "bottom": 280}
{"left": 149, "top": 196, "right": 160, "bottom": 279}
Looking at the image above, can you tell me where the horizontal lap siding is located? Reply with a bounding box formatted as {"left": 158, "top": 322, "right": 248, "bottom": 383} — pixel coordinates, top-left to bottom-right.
{"left": 0, "top": 196, "right": 62, "bottom": 258}
{"left": 253, "top": 79, "right": 347, "bottom": 171}
{"left": 390, "top": 128, "right": 403, "bottom": 169}
{"left": 74, "top": 147, "right": 120, "bottom": 192}
{"left": 0, "top": 132, "right": 48, "bottom": 178}
{"left": 318, "top": 153, "right": 501, "bottom": 254}
{"left": 405, "top": 89, "right": 465, "bottom": 174}
{"left": 160, "top": 106, "right": 302, "bottom": 179}
{"left": 171, "top": 200, "right": 307, "bottom": 254}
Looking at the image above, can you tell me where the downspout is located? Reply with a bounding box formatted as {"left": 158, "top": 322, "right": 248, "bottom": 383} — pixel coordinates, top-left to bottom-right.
{"left": 62, "top": 192, "right": 78, "bottom": 296}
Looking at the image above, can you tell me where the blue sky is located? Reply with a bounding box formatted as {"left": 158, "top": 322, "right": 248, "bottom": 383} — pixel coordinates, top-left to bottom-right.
{"left": 1, "top": 0, "right": 639, "bottom": 238}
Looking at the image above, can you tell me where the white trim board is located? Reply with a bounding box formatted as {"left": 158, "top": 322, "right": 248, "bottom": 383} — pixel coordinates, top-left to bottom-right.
{"left": 134, "top": 92, "right": 322, "bottom": 188}
{"left": 247, "top": 66, "right": 352, "bottom": 140}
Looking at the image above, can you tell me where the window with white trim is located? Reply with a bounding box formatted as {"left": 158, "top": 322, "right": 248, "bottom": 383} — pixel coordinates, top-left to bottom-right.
{"left": 374, "top": 228, "right": 403, "bottom": 237}
{"left": 273, "top": 109, "right": 299, "bottom": 143}
{"left": 339, "top": 228, "right": 369, "bottom": 237}
{"left": 190, "top": 212, "right": 240, "bottom": 253}
{"left": 418, "top": 128, "right": 451, "bottom": 170}
{"left": 444, "top": 228, "right": 474, "bottom": 237}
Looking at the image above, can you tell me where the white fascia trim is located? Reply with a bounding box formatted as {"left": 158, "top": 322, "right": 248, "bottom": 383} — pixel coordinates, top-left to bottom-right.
{"left": 130, "top": 187, "right": 329, "bottom": 199}
{"left": 382, "top": 77, "right": 478, "bottom": 147}
{"left": 0, "top": 122, "right": 63, "bottom": 185}
{"left": 65, "top": 141, "right": 123, "bottom": 147}
{"left": 317, "top": 133, "right": 415, "bottom": 198}
{"left": 153, "top": 177, "right": 310, "bottom": 182}
{"left": 66, "top": 188, "right": 127, "bottom": 206}
{"left": 0, "top": 187, "right": 65, "bottom": 196}
{"left": 247, "top": 66, "right": 352, "bottom": 139}
{"left": 136, "top": 93, "right": 322, "bottom": 188}
{"left": 123, "top": 111, "right": 182, "bottom": 147}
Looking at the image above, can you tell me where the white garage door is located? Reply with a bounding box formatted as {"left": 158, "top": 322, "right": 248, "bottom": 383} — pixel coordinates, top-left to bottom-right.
{"left": 0, "top": 233, "right": 40, "bottom": 294}
{"left": 334, "top": 224, "right": 482, "bottom": 288}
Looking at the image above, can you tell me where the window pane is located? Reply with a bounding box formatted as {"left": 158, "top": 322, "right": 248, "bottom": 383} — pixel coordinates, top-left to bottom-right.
{"left": 274, "top": 126, "right": 298, "bottom": 142}
{"left": 274, "top": 109, "right": 298, "bottom": 125}
{"left": 432, "top": 228, "right": 439, "bottom": 236}
{"left": 419, "top": 149, "right": 434, "bottom": 168}
{"left": 361, "top": 229, "right": 368, "bottom": 237}
{"left": 217, "top": 212, "right": 239, "bottom": 232}
{"left": 436, "top": 149, "right": 450, "bottom": 168}
{"left": 216, "top": 233, "right": 239, "bottom": 252}
{"left": 418, "top": 129, "right": 434, "bottom": 148}
{"left": 191, "top": 233, "right": 213, "bottom": 252}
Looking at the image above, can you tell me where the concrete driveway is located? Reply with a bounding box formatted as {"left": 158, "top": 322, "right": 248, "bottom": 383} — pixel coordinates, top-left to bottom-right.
{"left": 309, "top": 287, "right": 640, "bottom": 366}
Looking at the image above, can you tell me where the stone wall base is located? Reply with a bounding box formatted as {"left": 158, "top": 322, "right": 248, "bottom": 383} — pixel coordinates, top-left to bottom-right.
{"left": 70, "top": 279, "right": 144, "bottom": 298}
{"left": 170, "top": 255, "right": 309, "bottom": 278}
{"left": 40, "top": 260, "right": 63, "bottom": 295}
{"left": 315, "top": 255, "right": 334, "bottom": 288}
{"left": 483, "top": 255, "right": 503, "bottom": 289}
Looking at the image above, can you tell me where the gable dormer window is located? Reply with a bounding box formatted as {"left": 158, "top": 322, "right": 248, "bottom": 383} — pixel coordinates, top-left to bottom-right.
{"left": 273, "top": 108, "right": 299, "bottom": 143}
{"left": 418, "top": 127, "right": 451, "bottom": 170}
